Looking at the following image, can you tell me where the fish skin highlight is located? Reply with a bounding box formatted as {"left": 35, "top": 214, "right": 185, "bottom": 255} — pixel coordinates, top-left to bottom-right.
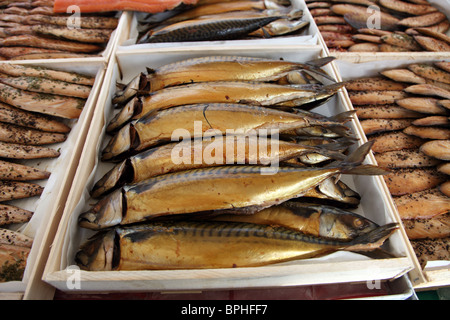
{"left": 75, "top": 220, "right": 398, "bottom": 271}
{"left": 206, "top": 201, "right": 379, "bottom": 240}
{"left": 112, "top": 55, "right": 335, "bottom": 105}
{"left": 82, "top": 142, "right": 384, "bottom": 230}
{"left": 91, "top": 137, "right": 347, "bottom": 198}
{"left": 102, "top": 103, "right": 351, "bottom": 162}
{"left": 108, "top": 81, "right": 343, "bottom": 132}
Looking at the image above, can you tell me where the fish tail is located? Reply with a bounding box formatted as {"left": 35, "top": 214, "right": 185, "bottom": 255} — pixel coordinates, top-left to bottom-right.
{"left": 347, "top": 223, "right": 399, "bottom": 250}
{"left": 331, "top": 141, "right": 389, "bottom": 175}
{"left": 330, "top": 110, "right": 356, "bottom": 124}
{"left": 306, "top": 57, "right": 336, "bottom": 68}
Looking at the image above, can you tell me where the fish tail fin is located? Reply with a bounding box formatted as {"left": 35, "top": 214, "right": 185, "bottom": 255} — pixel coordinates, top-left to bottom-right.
{"left": 346, "top": 223, "right": 399, "bottom": 251}
{"left": 330, "top": 110, "right": 357, "bottom": 124}
{"left": 329, "top": 141, "right": 389, "bottom": 175}
{"left": 306, "top": 56, "right": 336, "bottom": 68}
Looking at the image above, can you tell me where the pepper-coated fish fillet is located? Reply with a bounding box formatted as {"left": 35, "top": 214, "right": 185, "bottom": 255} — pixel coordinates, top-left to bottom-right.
{"left": 0, "top": 76, "right": 92, "bottom": 99}
{"left": 0, "top": 204, "right": 33, "bottom": 226}
{"left": 379, "top": 44, "right": 410, "bottom": 52}
{"left": 0, "top": 35, "right": 103, "bottom": 53}
{"left": 0, "top": 244, "right": 29, "bottom": 282}
{"left": 408, "top": 63, "right": 450, "bottom": 85}
{"left": 0, "top": 122, "right": 66, "bottom": 145}
{"left": 75, "top": 220, "right": 398, "bottom": 271}
{"left": 403, "top": 125, "right": 450, "bottom": 140}
{"left": 91, "top": 137, "right": 347, "bottom": 198}
{"left": 82, "top": 142, "right": 385, "bottom": 230}
{"left": 102, "top": 103, "right": 351, "bottom": 162}
{"left": 348, "top": 43, "right": 380, "bottom": 52}
{"left": 345, "top": 76, "right": 407, "bottom": 91}
{"left": 378, "top": 0, "right": 437, "bottom": 16}
{"left": 0, "top": 83, "right": 85, "bottom": 119}
{"left": 0, "top": 103, "right": 71, "bottom": 133}
{"left": 403, "top": 213, "right": 450, "bottom": 240}
{"left": 355, "top": 105, "right": 422, "bottom": 119}
{"left": 32, "top": 25, "right": 113, "bottom": 44}
{"left": 380, "top": 33, "right": 422, "bottom": 51}
{"left": 53, "top": 0, "right": 199, "bottom": 14}
{"left": 411, "top": 237, "right": 450, "bottom": 268}
{"left": 394, "top": 188, "right": 450, "bottom": 220}
{"left": 368, "top": 131, "right": 424, "bottom": 153}
{"left": 384, "top": 168, "right": 447, "bottom": 196}
{"left": 0, "top": 63, "right": 95, "bottom": 86}
{"left": 375, "top": 149, "right": 441, "bottom": 169}
{"left": 380, "top": 69, "right": 426, "bottom": 84}
{"left": 0, "top": 180, "right": 43, "bottom": 202}
{"left": 348, "top": 90, "right": 409, "bottom": 105}
{"left": 396, "top": 97, "right": 447, "bottom": 115}
{"left": 397, "top": 12, "right": 447, "bottom": 28}
{"left": 361, "top": 119, "right": 413, "bottom": 135}
{"left": 0, "top": 141, "right": 60, "bottom": 159}
{"left": 414, "top": 35, "right": 450, "bottom": 52}
{"left": 412, "top": 116, "right": 449, "bottom": 127}
{"left": 403, "top": 84, "right": 450, "bottom": 99}
{"left": 0, "top": 159, "right": 50, "bottom": 181}
{"left": 420, "top": 140, "right": 450, "bottom": 161}
{"left": 24, "top": 14, "right": 119, "bottom": 29}
{"left": 0, "top": 229, "right": 33, "bottom": 248}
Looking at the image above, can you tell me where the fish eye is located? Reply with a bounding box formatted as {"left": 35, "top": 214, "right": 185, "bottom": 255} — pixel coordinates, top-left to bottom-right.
{"left": 353, "top": 218, "right": 365, "bottom": 228}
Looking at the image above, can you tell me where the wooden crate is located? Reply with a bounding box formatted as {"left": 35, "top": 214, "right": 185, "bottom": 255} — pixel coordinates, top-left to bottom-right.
{"left": 335, "top": 58, "right": 450, "bottom": 290}
{"left": 0, "top": 59, "right": 107, "bottom": 300}
{"left": 42, "top": 47, "right": 416, "bottom": 294}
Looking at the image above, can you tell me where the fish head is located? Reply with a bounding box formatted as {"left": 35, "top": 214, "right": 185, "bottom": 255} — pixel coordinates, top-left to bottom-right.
{"left": 75, "top": 230, "right": 116, "bottom": 271}
{"left": 320, "top": 210, "right": 379, "bottom": 240}
{"left": 78, "top": 189, "right": 124, "bottom": 230}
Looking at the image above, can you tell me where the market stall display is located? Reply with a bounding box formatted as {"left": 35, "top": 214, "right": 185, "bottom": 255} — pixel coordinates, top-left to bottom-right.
{"left": 307, "top": 0, "right": 450, "bottom": 52}
{"left": 0, "top": 0, "right": 120, "bottom": 60}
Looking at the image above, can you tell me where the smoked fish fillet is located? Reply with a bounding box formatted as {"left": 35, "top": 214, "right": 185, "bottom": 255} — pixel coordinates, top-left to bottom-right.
{"left": 53, "top": 0, "right": 199, "bottom": 13}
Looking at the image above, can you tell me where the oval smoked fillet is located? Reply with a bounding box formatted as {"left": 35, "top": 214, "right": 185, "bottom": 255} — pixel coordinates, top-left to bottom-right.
{"left": 53, "top": 0, "right": 200, "bottom": 13}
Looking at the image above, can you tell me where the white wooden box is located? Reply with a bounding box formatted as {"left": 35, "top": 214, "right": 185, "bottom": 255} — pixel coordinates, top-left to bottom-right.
{"left": 0, "top": 59, "right": 107, "bottom": 299}
{"left": 335, "top": 58, "right": 450, "bottom": 290}
{"left": 42, "top": 46, "right": 417, "bottom": 294}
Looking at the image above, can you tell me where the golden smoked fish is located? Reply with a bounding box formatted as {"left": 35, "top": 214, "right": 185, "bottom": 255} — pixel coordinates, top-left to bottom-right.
{"left": 108, "top": 81, "right": 343, "bottom": 132}
{"left": 206, "top": 201, "right": 379, "bottom": 240}
{"left": 91, "top": 137, "right": 346, "bottom": 198}
{"left": 75, "top": 220, "right": 398, "bottom": 271}
{"left": 81, "top": 142, "right": 385, "bottom": 230}
{"left": 112, "top": 55, "right": 335, "bottom": 105}
{"left": 102, "top": 103, "right": 351, "bottom": 162}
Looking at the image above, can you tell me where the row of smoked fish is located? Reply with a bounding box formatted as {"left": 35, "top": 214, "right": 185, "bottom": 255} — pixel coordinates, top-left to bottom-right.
{"left": 0, "top": 63, "right": 95, "bottom": 282}
{"left": 75, "top": 55, "right": 400, "bottom": 272}
{"left": 0, "top": 0, "right": 119, "bottom": 60}
{"left": 307, "top": 0, "right": 450, "bottom": 52}
{"left": 134, "top": 0, "right": 310, "bottom": 44}
{"left": 345, "top": 61, "right": 450, "bottom": 268}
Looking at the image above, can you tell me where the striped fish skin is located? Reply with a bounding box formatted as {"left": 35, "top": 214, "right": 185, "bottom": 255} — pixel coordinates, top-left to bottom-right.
{"left": 206, "top": 201, "right": 379, "bottom": 240}
{"left": 75, "top": 220, "right": 399, "bottom": 271}
{"left": 108, "top": 81, "right": 339, "bottom": 132}
{"left": 101, "top": 103, "right": 349, "bottom": 162}
{"left": 112, "top": 55, "right": 335, "bottom": 106}
{"left": 91, "top": 137, "right": 346, "bottom": 198}
{"left": 141, "top": 15, "right": 283, "bottom": 43}
{"left": 81, "top": 142, "right": 384, "bottom": 230}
